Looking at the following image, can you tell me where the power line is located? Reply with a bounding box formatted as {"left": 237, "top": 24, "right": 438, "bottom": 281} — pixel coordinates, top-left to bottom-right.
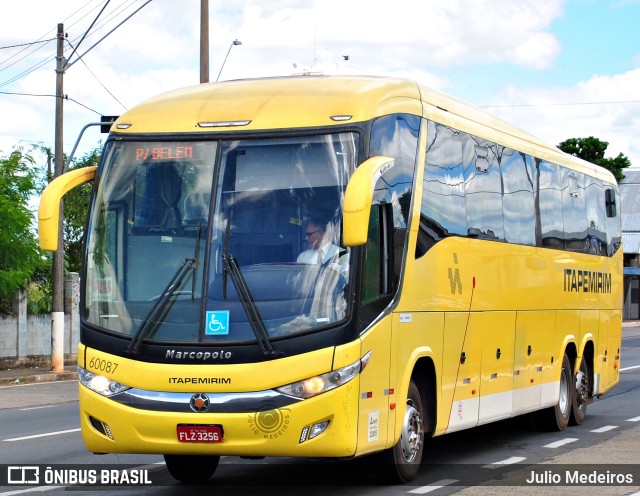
{"left": 67, "top": 95, "right": 103, "bottom": 115}
{"left": 0, "top": 38, "right": 56, "bottom": 50}
{"left": 0, "top": 55, "right": 56, "bottom": 88}
{"left": 0, "top": 0, "right": 149, "bottom": 87}
{"left": 0, "top": 0, "right": 105, "bottom": 71}
{"left": 0, "top": 89, "right": 103, "bottom": 115}
{"left": 480, "top": 100, "right": 640, "bottom": 109}
{"left": 0, "top": 90, "right": 55, "bottom": 98}
{"left": 67, "top": 0, "right": 141, "bottom": 52}
{"left": 65, "top": 39, "right": 127, "bottom": 110}
{"left": 65, "top": 0, "right": 154, "bottom": 71}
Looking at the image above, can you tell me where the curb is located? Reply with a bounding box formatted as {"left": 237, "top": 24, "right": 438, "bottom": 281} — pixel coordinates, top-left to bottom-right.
{"left": 0, "top": 371, "right": 77, "bottom": 387}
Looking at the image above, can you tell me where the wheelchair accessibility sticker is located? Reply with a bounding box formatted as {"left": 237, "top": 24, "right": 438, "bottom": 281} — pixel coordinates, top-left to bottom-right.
{"left": 206, "top": 311, "right": 230, "bottom": 335}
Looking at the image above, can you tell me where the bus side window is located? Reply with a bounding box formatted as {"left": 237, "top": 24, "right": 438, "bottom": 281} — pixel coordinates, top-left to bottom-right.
{"left": 361, "top": 203, "right": 393, "bottom": 306}
{"left": 605, "top": 188, "right": 617, "bottom": 218}
{"left": 361, "top": 206, "right": 382, "bottom": 306}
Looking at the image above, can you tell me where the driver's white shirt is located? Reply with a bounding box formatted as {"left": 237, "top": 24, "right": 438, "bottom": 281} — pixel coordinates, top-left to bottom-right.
{"left": 296, "top": 242, "right": 340, "bottom": 265}
{"left": 296, "top": 242, "right": 348, "bottom": 276}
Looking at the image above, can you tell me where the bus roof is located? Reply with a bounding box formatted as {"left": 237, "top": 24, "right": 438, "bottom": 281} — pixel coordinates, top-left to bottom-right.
{"left": 112, "top": 75, "right": 616, "bottom": 184}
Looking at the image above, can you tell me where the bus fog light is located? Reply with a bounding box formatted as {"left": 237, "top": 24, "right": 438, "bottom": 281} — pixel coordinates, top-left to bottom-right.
{"left": 299, "top": 426, "right": 310, "bottom": 443}
{"left": 309, "top": 420, "right": 330, "bottom": 439}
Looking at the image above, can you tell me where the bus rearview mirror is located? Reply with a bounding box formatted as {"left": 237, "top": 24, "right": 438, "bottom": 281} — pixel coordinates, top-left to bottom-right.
{"left": 343, "top": 156, "right": 394, "bottom": 247}
{"left": 38, "top": 166, "right": 98, "bottom": 251}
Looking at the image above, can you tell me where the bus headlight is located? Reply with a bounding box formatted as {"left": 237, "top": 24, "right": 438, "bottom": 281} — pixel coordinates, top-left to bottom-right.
{"left": 77, "top": 366, "right": 131, "bottom": 397}
{"left": 277, "top": 351, "right": 371, "bottom": 399}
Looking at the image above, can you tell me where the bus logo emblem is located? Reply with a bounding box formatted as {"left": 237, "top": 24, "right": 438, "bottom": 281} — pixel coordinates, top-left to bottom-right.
{"left": 190, "top": 393, "right": 210, "bottom": 412}
{"left": 206, "top": 311, "right": 230, "bottom": 335}
{"left": 448, "top": 253, "right": 462, "bottom": 295}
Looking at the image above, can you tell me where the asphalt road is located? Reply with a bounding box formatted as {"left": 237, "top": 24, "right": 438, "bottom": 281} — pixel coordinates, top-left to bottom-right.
{"left": 1, "top": 329, "right": 639, "bottom": 496}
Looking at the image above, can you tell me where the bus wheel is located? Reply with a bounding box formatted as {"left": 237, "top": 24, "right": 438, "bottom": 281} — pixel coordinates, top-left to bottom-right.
{"left": 163, "top": 454, "right": 220, "bottom": 483}
{"left": 375, "top": 379, "right": 425, "bottom": 484}
{"left": 570, "top": 356, "right": 589, "bottom": 425}
{"left": 535, "top": 353, "right": 572, "bottom": 431}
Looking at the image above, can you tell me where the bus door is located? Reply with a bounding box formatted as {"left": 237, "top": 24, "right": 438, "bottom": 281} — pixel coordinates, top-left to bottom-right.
{"left": 356, "top": 205, "right": 393, "bottom": 453}
{"left": 442, "top": 312, "right": 481, "bottom": 433}
{"left": 598, "top": 310, "right": 621, "bottom": 392}
{"left": 513, "top": 311, "right": 549, "bottom": 414}
{"left": 478, "top": 312, "right": 515, "bottom": 424}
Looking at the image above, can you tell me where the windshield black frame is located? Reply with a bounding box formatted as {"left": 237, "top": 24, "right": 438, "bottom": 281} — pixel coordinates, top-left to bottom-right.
{"left": 81, "top": 129, "right": 362, "bottom": 356}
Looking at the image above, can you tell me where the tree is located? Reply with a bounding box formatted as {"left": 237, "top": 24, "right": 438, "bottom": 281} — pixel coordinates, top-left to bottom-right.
{"left": 64, "top": 147, "right": 101, "bottom": 273}
{"left": 558, "top": 136, "right": 631, "bottom": 183}
{"left": 0, "top": 149, "right": 43, "bottom": 311}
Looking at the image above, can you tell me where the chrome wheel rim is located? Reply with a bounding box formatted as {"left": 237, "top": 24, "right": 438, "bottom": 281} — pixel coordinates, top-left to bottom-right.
{"left": 575, "top": 366, "right": 589, "bottom": 410}
{"left": 559, "top": 367, "right": 570, "bottom": 416}
{"left": 400, "top": 399, "right": 423, "bottom": 463}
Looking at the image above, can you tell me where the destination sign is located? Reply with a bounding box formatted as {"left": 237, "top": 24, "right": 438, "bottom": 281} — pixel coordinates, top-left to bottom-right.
{"left": 134, "top": 145, "right": 194, "bottom": 162}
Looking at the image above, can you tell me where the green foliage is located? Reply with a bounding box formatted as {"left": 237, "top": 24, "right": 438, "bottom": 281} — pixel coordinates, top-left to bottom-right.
{"left": 0, "top": 145, "right": 101, "bottom": 315}
{"left": 26, "top": 280, "right": 52, "bottom": 314}
{"left": 558, "top": 136, "right": 631, "bottom": 183}
{"left": 64, "top": 148, "right": 101, "bottom": 273}
{"left": 0, "top": 149, "right": 42, "bottom": 301}
{"left": 26, "top": 252, "right": 52, "bottom": 314}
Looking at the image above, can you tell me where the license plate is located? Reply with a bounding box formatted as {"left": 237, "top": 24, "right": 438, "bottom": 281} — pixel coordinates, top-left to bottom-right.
{"left": 176, "top": 424, "right": 223, "bottom": 443}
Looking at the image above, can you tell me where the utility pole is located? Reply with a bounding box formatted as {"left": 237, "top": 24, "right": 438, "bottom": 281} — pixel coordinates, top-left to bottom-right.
{"left": 200, "top": 0, "right": 209, "bottom": 83}
{"left": 51, "top": 23, "right": 65, "bottom": 373}
{"left": 45, "top": 4, "right": 152, "bottom": 373}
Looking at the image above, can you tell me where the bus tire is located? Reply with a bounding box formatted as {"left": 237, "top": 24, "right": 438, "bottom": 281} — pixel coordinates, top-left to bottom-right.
{"left": 163, "top": 454, "right": 220, "bottom": 483}
{"left": 535, "top": 353, "right": 572, "bottom": 431}
{"left": 570, "top": 356, "right": 589, "bottom": 425}
{"left": 374, "top": 379, "right": 425, "bottom": 484}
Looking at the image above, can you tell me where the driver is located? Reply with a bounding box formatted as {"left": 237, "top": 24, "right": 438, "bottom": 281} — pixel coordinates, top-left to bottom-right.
{"left": 297, "top": 217, "right": 348, "bottom": 276}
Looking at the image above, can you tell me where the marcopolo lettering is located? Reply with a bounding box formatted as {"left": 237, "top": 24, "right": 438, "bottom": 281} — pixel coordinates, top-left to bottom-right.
{"left": 563, "top": 268, "right": 612, "bottom": 294}
{"left": 165, "top": 349, "right": 233, "bottom": 360}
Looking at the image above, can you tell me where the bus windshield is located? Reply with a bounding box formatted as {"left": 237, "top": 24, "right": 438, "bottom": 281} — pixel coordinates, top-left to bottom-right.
{"left": 83, "top": 133, "right": 359, "bottom": 346}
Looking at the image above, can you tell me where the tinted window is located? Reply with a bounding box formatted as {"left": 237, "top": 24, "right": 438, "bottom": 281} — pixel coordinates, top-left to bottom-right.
{"left": 417, "top": 120, "right": 620, "bottom": 258}
{"left": 536, "top": 160, "right": 564, "bottom": 250}
{"left": 369, "top": 114, "right": 420, "bottom": 288}
{"left": 605, "top": 188, "right": 621, "bottom": 256}
{"left": 562, "top": 168, "right": 588, "bottom": 253}
{"left": 464, "top": 138, "right": 504, "bottom": 240}
{"left": 421, "top": 121, "right": 468, "bottom": 241}
{"left": 585, "top": 176, "right": 607, "bottom": 255}
{"left": 501, "top": 149, "right": 535, "bottom": 245}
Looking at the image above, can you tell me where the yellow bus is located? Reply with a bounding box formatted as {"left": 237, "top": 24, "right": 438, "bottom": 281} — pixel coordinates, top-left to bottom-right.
{"left": 39, "top": 76, "right": 622, "bottom": 484}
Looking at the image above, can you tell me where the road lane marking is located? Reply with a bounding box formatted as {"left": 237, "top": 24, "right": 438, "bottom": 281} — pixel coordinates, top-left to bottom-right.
{"left": 409, "top": 479, "right": 459, "bottom": 494}
{"left": 3, "top": 428, "right": 80, "bottom": 442}
{"left": 19, "top": 406, "right": 55, "bottom": 411}
{"left": 543, "top": 438, "right": 578, "bottom": 448}
{"left": 627, "top": 416, "right": 640, "bottom": 422}
{"left": 620, "top": 364, "right": 640, "bottom": 372}
{"left": 482, "top": 456, "right": 526, "bottom": 469}
{"left": 590, "top": 425, "right": 618, "bottom": 433}
{"left": 0, "top": 487, "right": 63, "bottom": 495}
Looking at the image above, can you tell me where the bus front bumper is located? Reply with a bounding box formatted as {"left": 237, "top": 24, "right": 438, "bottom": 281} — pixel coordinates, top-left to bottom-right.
{"left": 78, "top": 381, "right": 359, "bottom": 458}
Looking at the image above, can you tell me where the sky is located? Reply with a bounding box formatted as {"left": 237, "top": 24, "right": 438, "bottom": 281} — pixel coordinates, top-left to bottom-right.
{"left": 1, "top": 0, "right": 640, "bottom": 170}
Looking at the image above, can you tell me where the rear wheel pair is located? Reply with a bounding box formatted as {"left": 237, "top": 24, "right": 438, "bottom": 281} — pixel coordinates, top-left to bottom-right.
{"left": 536, "top": 352, "right": 590, "bottom": 431}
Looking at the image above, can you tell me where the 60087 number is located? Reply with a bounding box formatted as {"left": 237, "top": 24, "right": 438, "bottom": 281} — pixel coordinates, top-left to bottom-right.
{"left": 88, "top": 357, "right": 118, "bottom": 373}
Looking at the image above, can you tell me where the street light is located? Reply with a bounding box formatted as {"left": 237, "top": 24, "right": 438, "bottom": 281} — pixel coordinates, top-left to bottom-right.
{"left": 216, "top": 39, "right": 242, "bottom": 82}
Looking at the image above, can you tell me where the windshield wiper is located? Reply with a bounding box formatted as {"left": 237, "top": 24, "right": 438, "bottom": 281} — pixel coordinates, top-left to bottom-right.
{"left": 192, "top": 223, "right": 202, "bottom": 303}
{"left": 222, "top": 219, "right": 277, "bottom": 358}
{"left": 127, "top": 257, "right": 196, "bottom": 354}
